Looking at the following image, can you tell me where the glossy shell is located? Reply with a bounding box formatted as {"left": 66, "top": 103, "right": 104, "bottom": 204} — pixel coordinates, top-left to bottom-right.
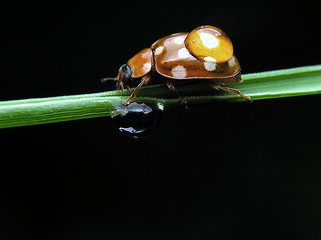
{"left": 127, "top": 48, "right": 153, "bottom": 78}
{"left": 184, "top": 26, "right": 233, "bottom": 63}
{"left": 151, "top": 33, "right": 241, "bottom": 82}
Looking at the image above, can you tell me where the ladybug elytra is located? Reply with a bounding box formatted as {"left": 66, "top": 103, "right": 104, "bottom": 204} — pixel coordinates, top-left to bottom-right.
{"left": 102, "top": 25, "right": 250, "bottom": 105}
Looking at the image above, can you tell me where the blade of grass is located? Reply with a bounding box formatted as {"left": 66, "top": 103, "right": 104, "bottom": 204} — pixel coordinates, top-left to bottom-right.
{"left": 0, "top": 65, "right": 321, "bottom": 129}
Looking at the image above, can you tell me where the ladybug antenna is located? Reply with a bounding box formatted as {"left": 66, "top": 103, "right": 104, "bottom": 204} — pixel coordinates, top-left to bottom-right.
{"left": 101, "top": 77, "right": 115, "bottom": 83}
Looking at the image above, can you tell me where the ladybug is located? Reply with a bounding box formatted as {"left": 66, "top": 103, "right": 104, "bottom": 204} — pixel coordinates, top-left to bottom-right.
{"left": 102, "top": 25, "right": 250, "bottom": 105}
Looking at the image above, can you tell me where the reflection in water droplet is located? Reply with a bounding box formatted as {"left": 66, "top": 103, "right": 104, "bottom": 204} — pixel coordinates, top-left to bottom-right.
{"left": 113, "top": 102, "right": 163, "bottom": 138}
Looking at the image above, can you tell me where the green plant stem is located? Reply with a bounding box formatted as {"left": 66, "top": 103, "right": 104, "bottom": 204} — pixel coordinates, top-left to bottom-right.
{"left": 1, "top": 65, "right": 321, "bottom": 129}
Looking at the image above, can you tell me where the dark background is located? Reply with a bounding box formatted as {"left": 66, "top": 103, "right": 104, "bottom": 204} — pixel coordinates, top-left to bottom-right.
{"left": 1, "top": 2, "right": 321, "bottom": 239}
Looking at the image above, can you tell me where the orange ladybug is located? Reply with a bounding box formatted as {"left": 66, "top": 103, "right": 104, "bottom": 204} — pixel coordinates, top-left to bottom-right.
{"left": 102, "top": 25, "right": 250, "bottom": 105}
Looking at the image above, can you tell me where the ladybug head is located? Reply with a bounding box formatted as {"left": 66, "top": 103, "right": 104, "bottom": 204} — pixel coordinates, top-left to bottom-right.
{"left": 101, "top": 64, "right": 133, "bottom": 91}
{"left": 119, "top": 64, "right": 133, "bottom": 87}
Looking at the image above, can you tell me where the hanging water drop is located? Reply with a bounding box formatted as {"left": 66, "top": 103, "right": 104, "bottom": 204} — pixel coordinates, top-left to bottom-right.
{"left": 113, "top": 102, "right": 163, "bottom": 138}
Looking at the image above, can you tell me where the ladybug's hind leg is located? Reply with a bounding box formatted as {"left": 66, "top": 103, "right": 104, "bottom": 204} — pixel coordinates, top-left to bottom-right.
{"left": 166, "top": 79, "right": 187, "bottom": 107}
{"left": 206, "top": 82, "right": 252, "bottom": 102}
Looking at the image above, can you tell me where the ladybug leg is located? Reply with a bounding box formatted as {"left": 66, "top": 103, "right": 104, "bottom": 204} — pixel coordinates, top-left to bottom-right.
{"left": 123, "top": 74, "right": 151, "bottom": 106}
{"left": 166, "top": 79, "right": 187, "bottom": 107}
{"left": 126, "top": 85, "right": 132, "bottom": 93}
{"left": 117, "top": 71, "right": 125, "bottom": 91}
{"left": 206, "top": 82, "right": 252, "bottom": 102}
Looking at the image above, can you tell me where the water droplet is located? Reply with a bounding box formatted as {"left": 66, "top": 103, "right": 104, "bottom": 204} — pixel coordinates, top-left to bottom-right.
{"left": 113, "top": 102, "right": 163, "bottom": 138}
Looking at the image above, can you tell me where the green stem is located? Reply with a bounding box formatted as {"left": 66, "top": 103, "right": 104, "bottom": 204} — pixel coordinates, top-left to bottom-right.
{"left": 1, "top": 65, "right": 321, "bottom": 129}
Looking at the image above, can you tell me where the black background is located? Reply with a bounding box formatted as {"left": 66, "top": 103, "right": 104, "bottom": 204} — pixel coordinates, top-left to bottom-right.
{"left": 1, "top": 2, "right": 321, "bottom": 239}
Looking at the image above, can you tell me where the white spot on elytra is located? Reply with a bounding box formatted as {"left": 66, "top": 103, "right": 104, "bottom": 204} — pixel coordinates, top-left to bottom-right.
{"left": 199, "top": 32, "right": 219, "bottom": 49}
{"left": 171, "top": 65, "right": 187, "bottom": 79}
{"left": 228, "top": 56, "right": 236, "bottom": 67}
{"left": 143, "top": 62, "right": 151, "bottom": 71}
{"left": 204, "top": 62, "right": 217, "bottom": 71}
{"left": 155, "top": 46, "right": 165, "bottom": 55}
{"left": 204, "top": 56, "right": 216, "bottom": 62}
{"left": 177, "top": 48, "right": 190, "bottom": 59}
{"left": 174, "top": 36, "right": 185, "bottom": 45}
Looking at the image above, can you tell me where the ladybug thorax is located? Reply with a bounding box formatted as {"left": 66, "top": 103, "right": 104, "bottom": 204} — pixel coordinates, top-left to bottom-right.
{"left": 127, "top": 48, "right": 153, "bottom": 78}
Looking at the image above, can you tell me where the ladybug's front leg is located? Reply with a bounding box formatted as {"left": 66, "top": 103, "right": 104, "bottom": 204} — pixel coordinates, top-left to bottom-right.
{"left": 123, "top": 74, "right": 152, "bottom": 106}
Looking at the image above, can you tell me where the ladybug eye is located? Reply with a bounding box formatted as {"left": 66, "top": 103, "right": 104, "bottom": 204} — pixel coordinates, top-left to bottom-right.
{"left": 184, "top": 26, "right": 234, "bottom": 64}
